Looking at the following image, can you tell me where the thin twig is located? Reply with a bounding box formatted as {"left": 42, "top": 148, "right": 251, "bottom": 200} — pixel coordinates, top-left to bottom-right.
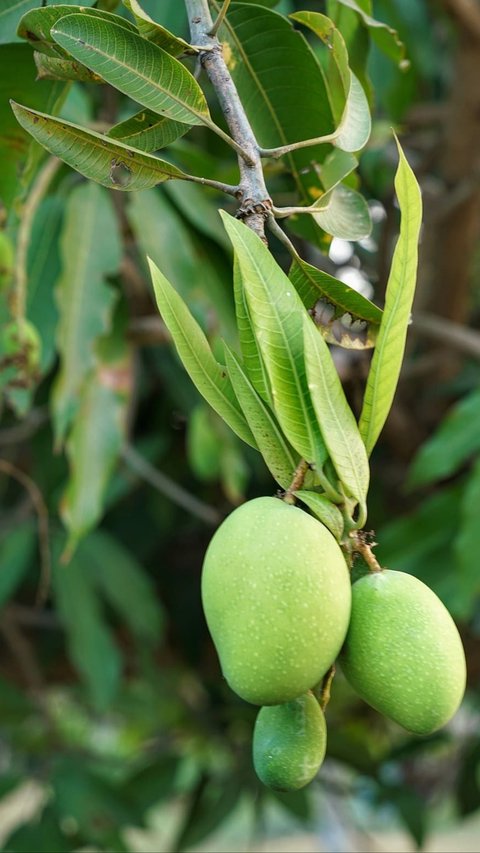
{"left": 272, "top": 202, "right": 327, "bottom": 219}
{"left": 283, "top": 459, "right": 310, "bottom": 504}
{"left": 350, "top": 533, "right": 383, "bottom": 573}
{"left": 12, "top": 157, "right": 61, "bottom": 322}
{"left": 208, "top": 0, "right": 231, "bottom": 36}
{"left": 0, "top": 406, "right": 49, "bottom": 445}
{"left": 259, "top": 132, "right": 337, "bottom": 160}
{"left": 319, "top": 664, "right": 336, "bottom": 711}
{"left": 266, "top": 214, "right": 299, "bottom": 259}
{"left": 185, "top": 0, "right": 271, "bottom": 240}
{"left": 412, "top": 311, "right": 480, "bottom": 360}
{"left": 0, "top": 459, "right": 51, "bottom": 606}
{"left": 121, "top": 443, "right": 221, "bottom": 526}
{"left": 187, "top": 172, "right": 240, "bottom": 196}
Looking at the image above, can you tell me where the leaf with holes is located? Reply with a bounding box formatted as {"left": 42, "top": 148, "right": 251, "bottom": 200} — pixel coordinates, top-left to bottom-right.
{"left": 11, "top": 102, "right": 189, "bottom": 190}
{"left": 52, "top": 183, "right": 121, "bottom": 446}
{"left": 291, "top": 11, "right": 371, "bottom": 152}
{"left": 123, "top": 0, "right": 194, "bottom": 55}
{"left": 17, "top": 4, "right": 136, "bottom": 58}
{"left": 224, "top": 344, "right": 299, "bottom": 489}
{"left": 221, "top": 212, "right": 327, "bottom": 470}
{"left": 359, "top": 139, "right": 422, "bottom": 456}
{"left": 149, "top": 258, "right": 256, "bottom": 449}
{"left": 51, "top": 15, "right": 211, "bottom": 126}
{"left": 289, "top": 256, "right": 381, "bottom": 349}
{"left": 303, "top": 313, "right": 369, "bottom": 509}
{"left": 108, "top": 109, "right": 187, "bottom": 153}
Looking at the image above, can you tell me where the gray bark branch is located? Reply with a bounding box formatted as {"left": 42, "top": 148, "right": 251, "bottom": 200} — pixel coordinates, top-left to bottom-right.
{"left": 184, "top": 0, "right": 271, "bottom": 240}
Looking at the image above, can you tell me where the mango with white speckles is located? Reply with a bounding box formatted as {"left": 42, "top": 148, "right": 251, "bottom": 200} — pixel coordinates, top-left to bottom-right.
{"left": 340, "top": 570, "right": 466, "bottom": 735}
{"left": 253, "top": 691, "right": 326, "bottom": 791}
{"left": 201, "top": 496, "right": 351, "bottom": 705}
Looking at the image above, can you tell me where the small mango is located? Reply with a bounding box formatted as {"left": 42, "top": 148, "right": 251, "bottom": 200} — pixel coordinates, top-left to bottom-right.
{"left": 202, "top": 496, "right": 351, "bottom": 705}
{"left": 340, "top": 569, "right": 466, "bottom": 735}
{"left": 253, "top": 691, "right": 327, "bottom": 791}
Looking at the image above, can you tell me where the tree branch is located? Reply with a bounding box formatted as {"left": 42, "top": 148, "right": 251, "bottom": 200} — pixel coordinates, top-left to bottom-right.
{"left": 184, "top": 0, "right": 271, "bottom": 240}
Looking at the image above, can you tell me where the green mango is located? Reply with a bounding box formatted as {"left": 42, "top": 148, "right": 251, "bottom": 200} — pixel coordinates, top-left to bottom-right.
{"left": 202, "top": 496, "right": 351, "bottom": 705}
{"left": 340, "top": 569, "right": 466, "bottom": 735}
{"left": 253, "top": 691, "right": 327, "bottom": 791}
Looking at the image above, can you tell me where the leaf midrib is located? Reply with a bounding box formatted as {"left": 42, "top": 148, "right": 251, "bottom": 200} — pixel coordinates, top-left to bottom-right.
{"left": 52, "top": 21, "right": 208, "bottom": 124}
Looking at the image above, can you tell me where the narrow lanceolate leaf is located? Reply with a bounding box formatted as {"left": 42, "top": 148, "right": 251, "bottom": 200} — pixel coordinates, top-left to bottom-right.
{"left": 51, "top": 15, "right": 210, "bottom": 126}
{"left": 108, "top": 109, "right": 187, "bottom": 153}
{"left": 294, "top": 491, "right": 344, "bottom": 541}
{"left": 53, "top": 550, "right": 121, "bottom": 711}
{"left": 291, "top": 12, "right": 371, "bottom": 152}
{"left": 454, "top": 458, "right": 480, "bottom": 613}
{"left": 359, "top": 140, "right": 422, "bottom": 456}
{"left": 52, "top": 183, "right": 121, "bottom": 446}
{"left": 233, "top": 255, "right": 271, "bottom": 404}
{"left": 61, "top": 351, "right": 131, "bottom": 559}
{"left": 290, "top": 257, "right": 382, "bottom": 350}
{"left": 123, "top": 0, "right": 194, "bottom": 55}
{"left": 224, "top": 345, "right": 299, "bottom": 489}
{"left": 33, "top": 53, "right": 103, "bottom": 84}
{"left": 221, "top": 213, "right": 327, "bottom": 469}
{"left": 310, "top": 184, "right": 371, "bottom": 241}
{"left": 303, "top": 314, "right": 369, "bottom": 506}
{"left": 11, "top": 103, "right": 188, "bottom": 191}
{"left": 17, "top": 5, "right": 136, "bottom": 58}
{"left": 149, "top": 258, "right": 257, "bottom": 449}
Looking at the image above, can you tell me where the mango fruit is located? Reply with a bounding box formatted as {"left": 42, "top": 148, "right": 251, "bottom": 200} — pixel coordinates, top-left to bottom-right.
{"left": 340, "top": 569, "right": 466, "bottom": 734}
{"left": 202, "top": 496, "right": 351, "bottom": 705}
{"left": 253, "top": 691, "right": 326, "bottom": 791}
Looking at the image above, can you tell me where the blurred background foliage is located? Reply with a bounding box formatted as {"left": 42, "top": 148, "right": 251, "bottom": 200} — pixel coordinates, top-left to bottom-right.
{"left": 1, "top": 0, "right": 480, "bottom": 850}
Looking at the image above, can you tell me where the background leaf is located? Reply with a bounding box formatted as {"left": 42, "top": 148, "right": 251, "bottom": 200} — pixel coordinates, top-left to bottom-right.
{"left": 108, "top": 109, "right": 187, "bottom": 153}
{"left": 0, "top": 0, "right": 38, "bottom": 44}
{"left": 359, "top": 139, "right": 422, "bottom": 455}
{"left": 52, "top": 182, "right": 121, "bottom": 445}
{"left": 123, "top": 0, "right": 193, "bottom": 55}
{"left": 333, "top": 0, "right": 407, "bottom": 66}
{"left": 407, "top": 389, "right": 480, "bottom": 488}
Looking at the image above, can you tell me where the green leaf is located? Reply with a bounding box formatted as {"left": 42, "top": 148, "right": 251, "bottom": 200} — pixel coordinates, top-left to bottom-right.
{"left": 17, "top": 5, "right": 137, "bottom": 58}
{"left": 224, "top": 344, "right": 299, "bottom": 489}
{"left": 27, "top": 196, "right": 63, "bottom": 373}
{"left": 454, "top": 458, "right": 480, "bottom": 619}
{"left": 333, "top": 0, "right": 407, "bottom": 66}
{"left": 51, "top": 15, "right": 211, "bottom": 125}
{"left": 164, "top": 181, "right": 232, "bottom": 252}
{"left": 308, "top": 183, "right": 371, "bottom": 240}
{"left": 294, "top": 490, "right": 344, "bottom": 540}
{"left": 108, "top": 109, "right": 187, "bottom": 153}
{"left": 0, "top": 522, "right": 36, "bottom": 608}
{"left": 221, "top": 212, "right": 327, "bottom": 469}
{"left": 123, "top": 0, "right": 194, "bottom": 55}
{"left": 127, "top": 189, "right": 236, "bottom": 339}
{"left": 233, "top": 254, "right": 271, "bottom": 403}
{"left": 0, "top": 0, "right": 38, "bottom": 44}
{"left": 303, "top": 314, "right": 369, "bottom": 505}
{"left": 60, "top": 349, "right": 130, "bottom": 558}
{"left": 289, "top": 256, "right": 382, "bottom": 349}
{"left": 319, "top": 148, "right": 358, "bottom": 191}
{"left": 359, "top": 139, "right": 422, "bottom": 455}
{"left": 84, "top": 530, "right": 164, "bottom": 643}
{"left": 0, "top": 45, "right": 65, "bottom": 208}
{"left": 149, "top": 257, "right": 256, "bottom": 449}
{"left": 33, "top": 51, "right": 104, "bottom": 83}
{"left": 408, "top": 389, "right": 480, "bottom": 488}
{"left": 217, "top": 3, "right": 335, "bottom": 215}
{"left": 52, "top": 183, "right": 121, "bottom": 445}
{"left": 11, "top": 102, "right": 189, "bottom": 191}
{"left": 53, "top": 548, "right": 122, "bottom": 711}
{"left": 291, "top": 11, "right": 371, "bottom": 152}
{"left": 187, "top": 405, "right": 222, "bottom": 481}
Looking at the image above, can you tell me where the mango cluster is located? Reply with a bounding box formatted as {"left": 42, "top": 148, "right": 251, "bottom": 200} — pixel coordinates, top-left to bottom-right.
{"left": 202, "top": 497, "right": 466, "bottom": 791}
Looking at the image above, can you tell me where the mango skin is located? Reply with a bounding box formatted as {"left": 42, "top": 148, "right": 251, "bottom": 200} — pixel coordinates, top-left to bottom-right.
{"left": 202, "top": 496, "right": 351, "bottom": 705}
{"left": 340, "top": 570, "right": 466, "bottom": 735}
{"left": 253, "top": 692, "right": 326, "bottom": 791}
